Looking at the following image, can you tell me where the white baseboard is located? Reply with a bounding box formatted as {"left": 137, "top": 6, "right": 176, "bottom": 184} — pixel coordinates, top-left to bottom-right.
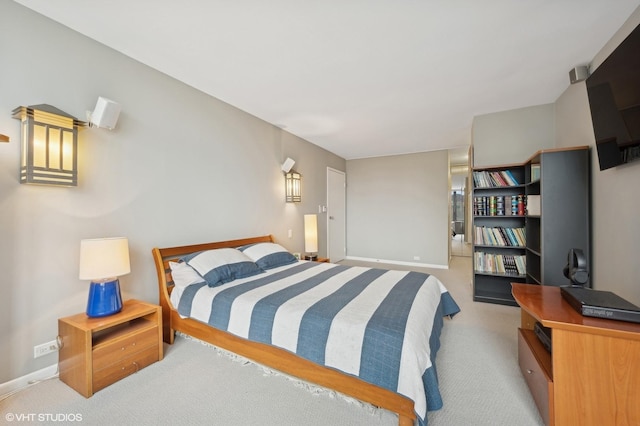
{"left": 0, "top": 364, "right": 58, "bottom": 399}
{"left": 345, "top": 256, "right": 448, "bottom": 270}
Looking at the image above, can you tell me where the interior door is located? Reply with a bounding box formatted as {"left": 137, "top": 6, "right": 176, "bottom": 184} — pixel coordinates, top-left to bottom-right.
{"left": 327, "top": 167, "right": 346, "bottom": 262}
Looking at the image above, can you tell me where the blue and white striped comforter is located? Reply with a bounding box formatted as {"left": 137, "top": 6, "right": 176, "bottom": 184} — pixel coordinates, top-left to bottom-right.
{"left": 171, "top": 261, "right": 460, "bottom": 424}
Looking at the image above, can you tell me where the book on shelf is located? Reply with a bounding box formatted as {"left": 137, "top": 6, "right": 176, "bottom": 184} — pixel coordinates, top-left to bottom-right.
{"left": 474, "top": 226, "right": 525, "bottom": 246}
{"left": 474, "top": 195, "right": 527, "bottom": 216}
{"left": 472, "top": 170, "right": 520, "bottom": 188}
{"left": 526, "top": 194, "right": 540, "bottom": 216}
{"left": 517, "top": 195, "right": 526, "bottom": 216}
{"left": 511, "top": 195, "right": 518, "bottom": 215}
{"left": 474, "top": 252, "right": 526, "bottom": 275}
{"left": 502, "top": 170, "right": 519, "bottom": 186}
{"left": 530, "top": 164, "right": 541, "bottom": 181}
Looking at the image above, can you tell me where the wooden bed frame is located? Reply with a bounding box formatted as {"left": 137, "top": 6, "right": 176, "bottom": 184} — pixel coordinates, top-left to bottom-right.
{"left": 152, "top": 235, "right": 416, "bottom": 426}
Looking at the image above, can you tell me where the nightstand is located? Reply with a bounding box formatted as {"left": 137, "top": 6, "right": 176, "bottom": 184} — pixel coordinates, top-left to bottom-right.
{"left": 58, "top": 299, "right": 163, "bottom": 397}
{"left": 316, "top": 257, "right": 330, "bottom": 263}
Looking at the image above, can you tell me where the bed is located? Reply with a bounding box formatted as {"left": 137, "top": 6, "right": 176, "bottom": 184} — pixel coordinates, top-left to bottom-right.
{"left": 152, "top": 235, "right": 460, "bottom": 426}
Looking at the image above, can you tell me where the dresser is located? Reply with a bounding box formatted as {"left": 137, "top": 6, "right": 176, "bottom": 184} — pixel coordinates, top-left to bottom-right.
{"left": 512, "top": 283, "right": 640, "bottom": 426}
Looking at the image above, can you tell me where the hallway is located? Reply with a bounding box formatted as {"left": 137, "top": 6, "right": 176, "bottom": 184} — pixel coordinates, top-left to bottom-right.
{"left": 451, "top": 233, "right": 472, "bottom": 257}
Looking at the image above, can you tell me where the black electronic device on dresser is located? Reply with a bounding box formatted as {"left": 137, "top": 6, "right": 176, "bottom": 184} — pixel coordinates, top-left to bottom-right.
{"left": 559, "top": 247, "right": 640, "bottom": 323}
{"left": 560, "top": 286, "right": 640, "bottom": 324}
{"left": 533, "top": 322, "right": 552, "bottom": 353}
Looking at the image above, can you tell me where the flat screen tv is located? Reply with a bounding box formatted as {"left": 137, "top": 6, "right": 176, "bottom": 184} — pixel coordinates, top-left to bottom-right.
{"left": 586, "top": 22, "right": 640, "bottom": 171}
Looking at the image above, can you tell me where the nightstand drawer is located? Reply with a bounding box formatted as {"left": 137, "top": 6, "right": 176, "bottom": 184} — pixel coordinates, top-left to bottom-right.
{"left": 93, "top": 345, "right": 159, "bottom": 393}
{"left": 93, "top": 326, "right": 158, "bottom": 371}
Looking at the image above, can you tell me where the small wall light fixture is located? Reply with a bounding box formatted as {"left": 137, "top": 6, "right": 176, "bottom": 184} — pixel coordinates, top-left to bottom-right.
{"left": 12, "top": 104, "right": 86, "bottom": 186}
{"left": 285, "top": 170, "right": 302, "bottom": 202}
{"left": 282, "top": 157, "right": 301, "bottom": 203}
{"left": 79, "top": 237, "right": 130, "bottom": 318}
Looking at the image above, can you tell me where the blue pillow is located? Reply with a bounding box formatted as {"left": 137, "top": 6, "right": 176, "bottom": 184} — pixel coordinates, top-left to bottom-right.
{"left": 182, "top": 248, "right": 263, "bottom": 287}
{"left": 238, "top": 242, "right": 298, "bottom": 270}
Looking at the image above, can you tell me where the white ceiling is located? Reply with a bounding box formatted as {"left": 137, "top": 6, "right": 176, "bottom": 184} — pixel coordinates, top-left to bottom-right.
{"left": 14, "top": 1, "right": 640, "bottom": 160}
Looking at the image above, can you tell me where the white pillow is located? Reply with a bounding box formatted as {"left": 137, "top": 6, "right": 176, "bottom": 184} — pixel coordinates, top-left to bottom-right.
{"left": 238, "top": 242, "right": 298, "bottom": 269}
{"left": 169, "top": 261, "right": 205, "bottom": 288}
{"left": 182, "top": 248, "right": 264, "bottom": 287}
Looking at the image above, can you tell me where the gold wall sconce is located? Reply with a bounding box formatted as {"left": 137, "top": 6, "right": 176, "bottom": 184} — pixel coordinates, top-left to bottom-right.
{"left": 12, "top": 104, "right": 86, "bottom": 186}
{"left": 285, "top": 170, "right": 302, "bottom": 203}
{"left": 281, "top": 157, "right": 301, "bottom": 203}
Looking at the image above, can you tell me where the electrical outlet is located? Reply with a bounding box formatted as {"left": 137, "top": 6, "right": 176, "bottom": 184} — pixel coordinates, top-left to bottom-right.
{"left": 34, "top": 340, "right": 59, "bottom": 358}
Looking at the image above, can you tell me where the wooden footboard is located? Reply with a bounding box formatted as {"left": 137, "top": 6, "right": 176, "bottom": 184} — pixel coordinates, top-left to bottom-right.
{"left": 152, "top": 235, "right": 416, "bottom": 426}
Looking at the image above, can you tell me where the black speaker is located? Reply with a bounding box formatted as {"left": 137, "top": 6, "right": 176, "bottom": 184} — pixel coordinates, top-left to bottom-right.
{"left": 563, "top": 248, "right": 589, "bottom": 286}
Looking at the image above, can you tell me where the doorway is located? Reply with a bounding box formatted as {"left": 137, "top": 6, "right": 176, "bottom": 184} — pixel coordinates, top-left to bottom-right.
{"left": 450, "top": 148, "right": 472, "bottom": 258}
{"left": 451, "top": 186, "right": 470, "bottom": 257}
{"left": 327, "top": 167, "right": 346, "bottom": 262}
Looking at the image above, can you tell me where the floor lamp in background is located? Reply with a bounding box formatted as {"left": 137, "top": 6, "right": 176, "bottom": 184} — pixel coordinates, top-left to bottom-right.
{"left": 304, "top": 214, "right": 318, "bottom": 261}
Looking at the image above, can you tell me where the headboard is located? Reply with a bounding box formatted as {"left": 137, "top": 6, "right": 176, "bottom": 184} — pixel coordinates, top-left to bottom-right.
{"left": 152, "top": 234, "right": 274, "bottom": 292}
{"left": 151, "top": 235, "right": 275, "bottom": 341}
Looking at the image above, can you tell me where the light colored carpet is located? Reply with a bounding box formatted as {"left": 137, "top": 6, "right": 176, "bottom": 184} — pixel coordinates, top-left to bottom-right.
{"left": 0, "top": 256, "right": 544, "bottom": 426}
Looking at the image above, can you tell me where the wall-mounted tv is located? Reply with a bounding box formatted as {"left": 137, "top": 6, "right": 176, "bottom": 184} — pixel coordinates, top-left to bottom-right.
{"left": 586, "top": 22, "right": 640, "bottom": 171}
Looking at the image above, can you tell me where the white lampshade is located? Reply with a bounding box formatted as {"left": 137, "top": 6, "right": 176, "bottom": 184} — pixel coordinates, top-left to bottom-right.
{"left": 304, "top": 214, "right": 318, "bottom": 253}
{"left": 79, "top": 237, "right": 131, "bottom": 281}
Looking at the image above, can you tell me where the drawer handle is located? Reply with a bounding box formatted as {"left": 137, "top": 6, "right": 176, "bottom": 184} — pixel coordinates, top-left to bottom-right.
{"left": 527, "top": 369, "right": 534, "bottom": 374}
{"left": 121, "top": 362, "right": 140, "bottom": 372}
{"left": 121, "top": 342, "right": 137, "bottom": 351}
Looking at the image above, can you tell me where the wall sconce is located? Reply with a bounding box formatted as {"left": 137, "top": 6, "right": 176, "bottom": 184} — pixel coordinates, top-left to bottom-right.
{"left": 304, "top": 214, "right": 318, "bottom": 260}
{"left": 12, "top": 104, "right": 86, "bottom": 186}
{"left": 282, "top": 157, "right": 301, "bottom": 203}
{"left": 285, "top": 170, "right": 302, "bottom": 203}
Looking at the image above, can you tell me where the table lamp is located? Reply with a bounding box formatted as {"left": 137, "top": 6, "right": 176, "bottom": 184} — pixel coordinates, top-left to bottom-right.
{"left": 304, "top": 214, "right": 318, "bottom": 261}
{"left": 79, "top": 237, "right": 130, "bottom": 318}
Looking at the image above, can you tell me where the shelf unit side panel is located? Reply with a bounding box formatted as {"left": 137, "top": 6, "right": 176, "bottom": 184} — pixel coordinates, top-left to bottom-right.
{"left": 538, "top": 150, "right": 591, "bottom": 287}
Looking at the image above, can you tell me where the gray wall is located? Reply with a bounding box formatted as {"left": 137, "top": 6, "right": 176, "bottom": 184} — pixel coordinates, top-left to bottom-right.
{"left": 473, "top": 104, "right": 556, "bottom": 167}
{"left": 555, "top": 7, "right": 640, "bottom": 305}
{"left": 0, "top": 2, "right": 344, "bottom": 383}
{"left": 346, "top": 151, "right": 449, "bottom": 268}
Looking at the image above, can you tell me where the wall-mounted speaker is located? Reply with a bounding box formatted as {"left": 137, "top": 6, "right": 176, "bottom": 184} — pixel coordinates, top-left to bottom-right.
{"left": 90, "top": 97, "right": 121, "bottom": 130}
{"left": 569, "top": 66, "right": 590, "bottom": 84}
{"left": 281, "top": 157, "right": 295, "bottom": 173}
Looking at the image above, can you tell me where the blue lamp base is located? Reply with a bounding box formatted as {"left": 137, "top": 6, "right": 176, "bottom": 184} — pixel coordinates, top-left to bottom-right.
{"left": 86, "top": 279, "right": 123, "bottom": 318}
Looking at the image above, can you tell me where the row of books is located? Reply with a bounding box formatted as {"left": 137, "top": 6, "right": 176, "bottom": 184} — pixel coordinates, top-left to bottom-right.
{"left": 472, "top": 170, "right": 519, "bottom": 188}
{"left": 474, "top": 252, "right": 526, "bottom": 275}
{"left": 474, "top": 226, "right": 526, "bottom": 247}
{"left": 474, "top": 195, "right": 526, "bottom": 216}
